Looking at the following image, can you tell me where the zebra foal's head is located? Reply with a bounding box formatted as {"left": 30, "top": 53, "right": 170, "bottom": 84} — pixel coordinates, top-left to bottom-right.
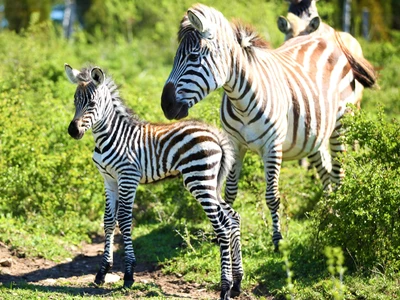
{"left": 65, "top": 64, "right": 106, "bottom": 140}
{"left": 161, "top": 4, "right": 232, "bottom": 120}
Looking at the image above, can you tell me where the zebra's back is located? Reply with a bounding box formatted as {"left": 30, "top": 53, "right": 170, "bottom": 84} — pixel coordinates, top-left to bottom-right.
{"left": 221, "top": 36, "right": 346, "bottom": 160}
{"left": 92, "top": 119, "right": 233, "bottom": 185}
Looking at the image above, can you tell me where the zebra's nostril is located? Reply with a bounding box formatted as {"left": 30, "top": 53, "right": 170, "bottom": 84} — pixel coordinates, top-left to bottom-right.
{"left": 161, "top": 82, "right": 182, "bottom": 120}
{"left": 161, "top": 82, "right": 176, "bottom": 104}
{"left": 68, "top": 119, "right": 84, "bottom": 139}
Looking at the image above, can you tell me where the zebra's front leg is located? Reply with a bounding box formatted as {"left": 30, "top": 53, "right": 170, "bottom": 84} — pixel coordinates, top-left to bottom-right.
{"left": 117, "top": 172, "right": 140, "bottom": 288}
{"left": 95, "top": 179, "right": 118, "bottom": 286}
{"left": 193, "top": 191, "right": 233, "bottom": 298}
{"left": 225, "top": 145, "right": 247, "bottom": 206}
{"left": 212, "top": 203, "right": 234, "bottom": 300}
{"left": 263, "top": 147, "right": 283, "bottom": 251}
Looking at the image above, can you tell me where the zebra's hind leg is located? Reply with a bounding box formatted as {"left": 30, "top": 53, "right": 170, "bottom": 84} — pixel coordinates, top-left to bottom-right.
{"left": 188, "top": 185, "right": 233, "bottom": 299}
{"left": 214, "top": 203, "right": 234, "bottom": 300}
{"left": 329, "top": 124, "right": 346, "bottom": 188}
{"left": 307, "top": 146, "right": 333, "bottom": 193}
{"left": 219, "top": 200, "right": 243, "bottom": 298}
{"left": 95, "top": 179, "right": 119, "bottom": 286}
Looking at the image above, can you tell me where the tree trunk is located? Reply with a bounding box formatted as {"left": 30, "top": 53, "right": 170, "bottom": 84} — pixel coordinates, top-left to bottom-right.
{"left": 63, "top": 0, "right": 76, "bottom": 39}
{"left": 343, "top": 0, "right": 352, "bottom": 33}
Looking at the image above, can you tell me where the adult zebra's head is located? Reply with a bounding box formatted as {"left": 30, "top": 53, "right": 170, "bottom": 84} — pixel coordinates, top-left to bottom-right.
{"left": 286, "top": 0, "right": 319, "bottom": 21}
{"left": 65, "top": 64, "right": 107, "bottom": 140}
{"left": 277, "top": 13, "right": 321, "bottom": 40}
{"left": 161, "top": 4, "right": 233, "bottom": 120}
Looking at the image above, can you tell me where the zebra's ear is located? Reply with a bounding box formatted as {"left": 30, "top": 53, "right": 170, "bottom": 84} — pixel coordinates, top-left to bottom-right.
{"left": 187, "top": 9, "right": 214, "bottom": 39}
{"left": 90, "top": 67, "right": 105, "bottom": 86}
{"left": 307, "top": 16, "right": 321, "bottom": 33}
{"left": 277, "top": 16, "right": 291, "bottom": 34}
{"left": 64, "top": 63, "right": 80, "bottom": 84}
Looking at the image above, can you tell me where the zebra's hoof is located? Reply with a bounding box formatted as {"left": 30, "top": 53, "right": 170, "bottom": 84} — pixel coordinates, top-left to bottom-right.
{"left": 123, "top": 280, "right": 134, "bottom": 289}
{"left": 94, "top": 272, "right": 106, "bottom": 286}
{"left": 220, "top": 291, "right": 231, "bottom": 300}
{"left": 220, "top": 282, "right": 233, "bottom": 300}
{"left": 230, "top": 279, "right": 242, "bottom": 297}
{"left": 230, "top": 288, "right": 241, "bottom": 298}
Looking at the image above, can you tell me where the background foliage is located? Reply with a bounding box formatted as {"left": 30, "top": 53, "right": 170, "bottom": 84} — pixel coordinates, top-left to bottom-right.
{"left": 0, "top": 0, "right": 399, "bottom": 298}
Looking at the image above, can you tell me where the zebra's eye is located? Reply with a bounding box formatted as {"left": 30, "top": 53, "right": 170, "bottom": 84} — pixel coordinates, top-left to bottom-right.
{"left": 88, "top": 100, "right": 97, "bottom": 107}
{"left": 188, "top": 52, "right": 200, "bottom": 61}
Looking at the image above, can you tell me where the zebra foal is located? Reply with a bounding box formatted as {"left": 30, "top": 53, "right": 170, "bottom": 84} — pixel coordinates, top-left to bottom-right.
{"left": 161, "top": 4, "right": 376, "bottom": 251}
{"left": 64, "top": 64, "right": 243, "bottom": 299}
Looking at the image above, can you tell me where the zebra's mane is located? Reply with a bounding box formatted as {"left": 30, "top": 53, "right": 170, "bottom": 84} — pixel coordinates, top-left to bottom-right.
{"left": 232, "top": 20, "right": 270, "bottom": 51}
{"left": 78, "top": 66, "right": 142, "bottom": 124}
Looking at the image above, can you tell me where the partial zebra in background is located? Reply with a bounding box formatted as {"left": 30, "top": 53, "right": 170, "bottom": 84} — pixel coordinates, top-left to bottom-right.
{"left": 64, "top": 64, "right": 243, "bottom": 299}
{"left": 279, "top": 1, "right": 367, "bottom": 168}
{"left": 161, "top": 4, "right": 376, "bottom": 250}
{"left": 277, "top": 13, "right": 365, "bottom": 109}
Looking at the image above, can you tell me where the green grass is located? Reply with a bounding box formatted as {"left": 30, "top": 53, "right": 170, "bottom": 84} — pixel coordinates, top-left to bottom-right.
{"left": 0, "top": 282, "right": 170, "bottom": 299}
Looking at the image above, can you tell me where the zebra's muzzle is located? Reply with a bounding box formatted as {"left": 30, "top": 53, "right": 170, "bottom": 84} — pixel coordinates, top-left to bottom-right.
{"left": 68, "top": 119, "right": 85, "bottom": 140}
{"left": 161, "top": 82, "right": 189, "bottom": 120}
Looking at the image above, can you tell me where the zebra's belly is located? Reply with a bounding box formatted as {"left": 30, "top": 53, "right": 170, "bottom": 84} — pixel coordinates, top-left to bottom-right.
{"left": 221, "top": 103, "right": 334, "bottom": 161}
{"left": 282, "top": 142, "right": 322, "bottom": 160}
{"left": 139, "top": 170, "right": 180, "bottom": 184}
{"left": 223, "top": 119, "right": 327, "bottom": 161}
{"left": 281, "top": 128, "right": 328, "bottom": 161}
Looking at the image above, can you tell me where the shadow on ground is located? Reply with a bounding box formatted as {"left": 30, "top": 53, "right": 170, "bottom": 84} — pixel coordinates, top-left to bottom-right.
{"left": 0, "top": 223, "right": 189, "bottom": 297}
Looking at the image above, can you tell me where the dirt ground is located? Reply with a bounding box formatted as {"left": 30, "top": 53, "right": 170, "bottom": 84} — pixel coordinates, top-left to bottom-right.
{"left": 0, "top": 236, "right": 260, "bottom": 299}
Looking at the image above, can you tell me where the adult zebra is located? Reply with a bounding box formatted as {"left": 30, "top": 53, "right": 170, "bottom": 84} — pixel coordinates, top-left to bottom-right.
{"left": 64, "top": 64, "right": 243, "bottom": 299}
{"left": 279, "top": 1, "right": 366, "bottom": 168}
{"left": 161, "top": 4, "right": 376, "bottom": 250}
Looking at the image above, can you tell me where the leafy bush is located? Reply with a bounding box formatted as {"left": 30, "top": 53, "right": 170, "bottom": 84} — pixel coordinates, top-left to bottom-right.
{"left": 0, "top": 25, "right": 107, "bottom": 252}
{"left": 312, "top": 107, "right": 400, "bottom": 271}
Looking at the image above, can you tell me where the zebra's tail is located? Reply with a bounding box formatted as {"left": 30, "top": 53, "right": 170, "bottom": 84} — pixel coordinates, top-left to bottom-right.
{"left": 215, "top": 131, "right": 235, "bottom": 194}
{"left": 334, "top": 31, "right": 377, "bottom": 89}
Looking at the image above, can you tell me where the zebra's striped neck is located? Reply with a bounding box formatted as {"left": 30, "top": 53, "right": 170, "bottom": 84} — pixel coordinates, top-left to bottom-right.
{"left": 92, "top": 76, "right": 141, "bottom": 138}
{"left": 222, "top": 41, "right": 287, "bottom": 117}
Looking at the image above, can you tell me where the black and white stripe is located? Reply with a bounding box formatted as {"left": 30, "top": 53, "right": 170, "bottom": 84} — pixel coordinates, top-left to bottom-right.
{"left": 65, "top": 64, "right": 243, "bottom": 299}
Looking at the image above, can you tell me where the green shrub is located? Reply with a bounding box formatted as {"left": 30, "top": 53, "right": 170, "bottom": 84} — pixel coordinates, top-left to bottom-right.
{"left": 312, "top": 107, "right": 400, "bottom": 271}
{"left": 0, "top": 26, "right": 106, "bottom": 253}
